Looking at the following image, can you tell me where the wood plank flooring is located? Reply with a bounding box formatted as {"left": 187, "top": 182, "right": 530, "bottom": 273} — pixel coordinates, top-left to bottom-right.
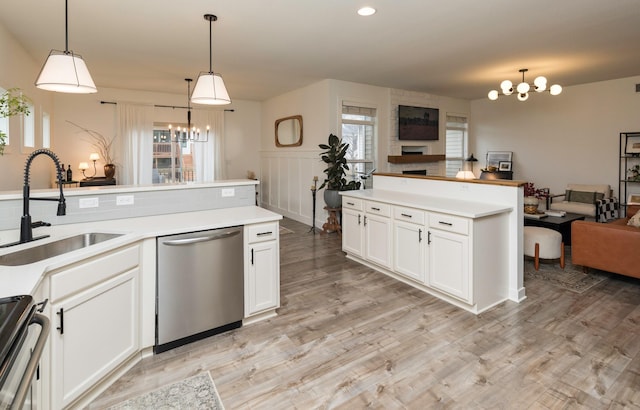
{"left": 90, "top": 217, "right": 640, "bottom": 409}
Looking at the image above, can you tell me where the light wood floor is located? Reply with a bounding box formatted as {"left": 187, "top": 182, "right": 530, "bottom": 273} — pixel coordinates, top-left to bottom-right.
{"left": 90, "top": 218, "right": 640, "bottom": 409}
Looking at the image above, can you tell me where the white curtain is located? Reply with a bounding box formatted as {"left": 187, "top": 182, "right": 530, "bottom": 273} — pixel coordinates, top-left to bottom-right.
{"left": 192, "top": 109, "right": 225, "bottom": 181}
{"left": 117, "top": 103, "right": 154, "bottom": 185}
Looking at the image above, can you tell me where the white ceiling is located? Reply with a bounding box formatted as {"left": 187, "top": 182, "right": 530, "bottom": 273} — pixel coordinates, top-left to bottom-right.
{"left": 2, "top": 0, "right": 640, "bottom": 102}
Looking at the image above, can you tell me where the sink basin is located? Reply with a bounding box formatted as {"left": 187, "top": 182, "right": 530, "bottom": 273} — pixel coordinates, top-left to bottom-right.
{"left": 0, "top": 233, "right": 123, "bottom": 266}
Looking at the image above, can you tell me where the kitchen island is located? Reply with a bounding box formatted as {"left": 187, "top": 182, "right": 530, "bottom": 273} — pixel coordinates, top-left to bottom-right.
{"left": 341, "top": 173, "right": 525, "bottom": 313}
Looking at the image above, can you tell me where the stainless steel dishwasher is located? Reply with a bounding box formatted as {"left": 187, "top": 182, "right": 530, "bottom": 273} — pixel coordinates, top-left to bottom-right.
{"left": 155, "top": 226, "right": 244, "bottom": 353}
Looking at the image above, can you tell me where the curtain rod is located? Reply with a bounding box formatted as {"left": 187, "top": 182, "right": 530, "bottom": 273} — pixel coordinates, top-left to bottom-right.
{"left": 100, "top": 100, "right": 234, "bottom": 112}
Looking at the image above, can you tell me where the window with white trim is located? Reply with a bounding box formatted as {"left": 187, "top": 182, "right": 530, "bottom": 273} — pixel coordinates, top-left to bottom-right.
{"left": 23, "top": 102, "right": 35, "bottom": 148}
{"left": 341, "top": 104, "right": 376, "bottom": 188}
{"left": 42, "top": 111, "right": 51, "bottom": 148}
{"left": 0, "top": 87, "right": 8, "bottom": 147}
{"left": 445, "top": 114, "right": 468, "bottom": 177}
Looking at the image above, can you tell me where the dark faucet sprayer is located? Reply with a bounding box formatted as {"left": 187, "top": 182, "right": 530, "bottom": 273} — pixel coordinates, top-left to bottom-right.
{"left": 15, "top": 149, "right": 66, "bottom": 245}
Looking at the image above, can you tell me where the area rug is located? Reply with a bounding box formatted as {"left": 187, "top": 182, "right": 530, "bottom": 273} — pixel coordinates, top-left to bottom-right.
{"left": 524, "top": 253, "right": 608, "bottom": 294}
{"left": 108, "top": 373, "right": 224, "bottom": 410}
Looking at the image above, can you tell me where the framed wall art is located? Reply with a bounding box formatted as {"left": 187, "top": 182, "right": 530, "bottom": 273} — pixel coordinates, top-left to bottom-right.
{"left": 625, "top": 133, "right": 640, "bottom": 155}
{"left": 498, "top": 161, "right": 512, "bottom": 171}
{"left": 486, "top": 151, "right": 512, "bottom": 169}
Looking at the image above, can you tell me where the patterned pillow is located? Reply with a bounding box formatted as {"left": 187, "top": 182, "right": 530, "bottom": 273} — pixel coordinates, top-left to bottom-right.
{"left": 628, "top": 209, "right": 640, "bottom": 227}
{"left": 565, "top": 190, "right": 604, "bottom": 204}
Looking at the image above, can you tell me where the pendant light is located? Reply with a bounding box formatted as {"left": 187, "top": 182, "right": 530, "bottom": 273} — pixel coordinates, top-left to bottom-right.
{"left": 35, "top": 0, "right": 97, "bottom": 93}
{"left": 191, "top": 14, "right": 231, "bottom": 105}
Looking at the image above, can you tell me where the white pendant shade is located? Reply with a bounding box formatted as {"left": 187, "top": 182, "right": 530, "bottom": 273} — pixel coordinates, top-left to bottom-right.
{"left": 35, "top": 50, "right": 97, "bottom": 94}
{"left": 191, "top": 72, "right": 231, "bottom": 105}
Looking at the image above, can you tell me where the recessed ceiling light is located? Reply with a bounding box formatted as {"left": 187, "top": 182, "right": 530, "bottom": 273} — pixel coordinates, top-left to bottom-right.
{"left": 357, "top": 7, "right": 376, "bottom": 16}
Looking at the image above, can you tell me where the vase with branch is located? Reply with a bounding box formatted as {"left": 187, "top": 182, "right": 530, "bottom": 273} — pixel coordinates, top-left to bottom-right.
{"left": 67, "top": 121, "right": 116, "bottom": 179}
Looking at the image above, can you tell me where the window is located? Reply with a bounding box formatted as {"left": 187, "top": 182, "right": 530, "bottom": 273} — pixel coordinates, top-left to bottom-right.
{"left": 341, "top": 103, "right": 376, "bottom": 188}
{"left": 0, "top": 87, "right": 8, "bottom": 147}
{"left": 152, "top": 124, "right": 195, "bottom": 183}
{"left": 42, "top": 111, "right": 51, "bottom": 148}
{"left": 445, "top": 114, "right": 468, "bottom": 177}
{"left": 23, "top": 102, "right": 35, "bottom": 148}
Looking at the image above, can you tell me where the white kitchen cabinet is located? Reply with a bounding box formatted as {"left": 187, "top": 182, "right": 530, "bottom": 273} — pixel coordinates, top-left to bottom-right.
{"left": 428, "top": 228, "right": 470, "bottom": 302}
{"left": 245, "top": 222, "right": 280, "bottom": 317}
{"left": 343, "top": 199, "right": 392, "bottom": 269}
{"left": 340, "top": 189, "right": 511, "bottom": 314}
{"left": 364, "top": 211, "right": 392, "bottom": 269}
{"left": 393, "top": 206, "right": 427, "bottom": 283}
{"left": 48, "top": 245, "right": 139, "bottom": 409}
{"left": 342, "top": 206, "right": 364, "bottom": 257}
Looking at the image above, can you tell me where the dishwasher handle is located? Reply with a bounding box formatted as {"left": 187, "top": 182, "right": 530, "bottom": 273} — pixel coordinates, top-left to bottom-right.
{"left": 162, "top": 229, "right": 241, "bottom": 246}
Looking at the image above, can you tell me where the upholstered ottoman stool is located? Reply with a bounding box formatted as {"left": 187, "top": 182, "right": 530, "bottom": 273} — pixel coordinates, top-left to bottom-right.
{"left": 524, "top": 226, "right": 565, "bottom": 270}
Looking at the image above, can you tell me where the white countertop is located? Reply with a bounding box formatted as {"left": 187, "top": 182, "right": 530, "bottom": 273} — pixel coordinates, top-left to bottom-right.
{"left": 0, "top": 206, "right": 281, "bottom": 298}
{"left": 341, "top": 189, "right": 512, "bottom": 218}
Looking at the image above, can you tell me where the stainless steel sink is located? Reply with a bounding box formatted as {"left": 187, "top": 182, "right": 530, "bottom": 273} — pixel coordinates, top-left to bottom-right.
{"left": 0, "top": 233, "right": 123, "bottom": 266}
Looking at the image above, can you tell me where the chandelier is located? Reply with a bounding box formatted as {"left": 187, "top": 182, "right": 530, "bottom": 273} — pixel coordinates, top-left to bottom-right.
{"left": 168, "top": 79, "right": 209, "bottom": 142}
{"left": 488, "top": 69, "right": 562, "bottom": 101}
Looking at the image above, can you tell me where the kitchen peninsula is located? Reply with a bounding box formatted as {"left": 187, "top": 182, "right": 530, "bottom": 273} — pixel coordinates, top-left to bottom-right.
{"left": 0, "top": 180, "right": 282, "bottom": 409}
{"left": 341, "top": 173, "right": 525, "bottom": 313}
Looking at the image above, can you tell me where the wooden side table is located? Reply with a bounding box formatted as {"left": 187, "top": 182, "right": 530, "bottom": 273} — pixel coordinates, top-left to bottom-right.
{"left": 322, "top": 206, "right": 342, "bottom": 236}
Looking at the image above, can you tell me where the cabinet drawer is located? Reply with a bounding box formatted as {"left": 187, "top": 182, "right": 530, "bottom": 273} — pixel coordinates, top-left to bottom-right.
{"left": 365, "top": 201, "right": 391, "bottom": 217}
{"left": 51, "top": 245, "right": 140, "bottom": 301}
{"left": 247, "top": 222, "right": 278, "bottom": 243}
{"left": 394, "top": 206, "right": 425, "bottom": 225}
{"left": 429, "top": 212, "right": 469, "bottom": 235}
{"left": 342, "top": 197, "right": 363, "bottom": 211}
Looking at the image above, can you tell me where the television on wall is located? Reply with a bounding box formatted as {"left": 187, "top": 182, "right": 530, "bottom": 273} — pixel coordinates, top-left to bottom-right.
{"left": 398, "top": 105, "right": 439, "bottom": 140}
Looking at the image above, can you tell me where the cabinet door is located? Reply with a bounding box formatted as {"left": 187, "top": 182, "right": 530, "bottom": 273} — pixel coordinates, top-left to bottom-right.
{"left": 365, "top": 213, "right": 392, "bottom": 269}
{"left": 51, "top": 270, "right": 138, "bottom": 408}
{"left": 246, "top": 241, "right": 280, "bottom": 316}
{"left": 342, "top": 208, "right": 364, "bottom": 257}
{"left": 428, "top": 229, "right": 470, "bottom": 302}
{"left": 393, "top": 220, "right": 426, "bottom": 283}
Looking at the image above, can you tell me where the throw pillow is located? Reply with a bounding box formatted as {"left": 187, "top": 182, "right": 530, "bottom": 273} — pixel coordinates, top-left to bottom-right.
{"left": 628, "top": 209, "right": 640, "bottom": 227}
{"left": 565, "top": 190, "right": 595, "bottom": 204}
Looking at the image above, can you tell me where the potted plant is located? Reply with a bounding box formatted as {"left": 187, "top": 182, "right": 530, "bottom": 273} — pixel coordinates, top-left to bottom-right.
{"left": 0, "top": 88, "right": 31, "bottom": 155}
{"left": 318, "top": 133, "right": 361, "bottom": 208}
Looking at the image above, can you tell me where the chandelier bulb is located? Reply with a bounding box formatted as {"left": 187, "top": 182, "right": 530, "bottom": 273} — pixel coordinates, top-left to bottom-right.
{"left": 516, "top": 82, "right": 530, "bottom": 94}
{"left": 549, "top": 84, "right": 563, "bottom": 95}
{"left": 517, "top": 92, "right": 529, "bottom": 101}
{"left": 488, "top": 90, "right": 499, "bottom": 100}
{"left": 500, "top": 80, "right": 513, "bottom": 93}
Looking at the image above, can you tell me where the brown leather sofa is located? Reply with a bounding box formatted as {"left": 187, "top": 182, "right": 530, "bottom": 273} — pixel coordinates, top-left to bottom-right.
{"left": 571, "top": 205, "right": 640, "bottom": 279}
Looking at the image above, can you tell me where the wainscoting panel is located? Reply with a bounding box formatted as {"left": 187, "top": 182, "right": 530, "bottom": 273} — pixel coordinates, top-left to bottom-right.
{"left": 260, "top": 151, "right": 325, "bottom": 228}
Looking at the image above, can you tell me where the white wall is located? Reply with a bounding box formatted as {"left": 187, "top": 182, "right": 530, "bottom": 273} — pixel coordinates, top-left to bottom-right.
{"left": 470, "top": 76, "right": 640, "bottom": 198}
{"left": 0, "top": 23, "right": 55, "bottom": 190}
